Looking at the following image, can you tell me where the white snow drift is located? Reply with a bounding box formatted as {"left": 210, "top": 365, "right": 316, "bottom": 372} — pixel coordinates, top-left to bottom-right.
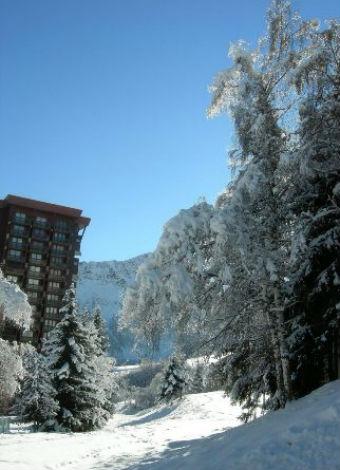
{"left": 0, "top": 380, "right": 339, "bottom": 470}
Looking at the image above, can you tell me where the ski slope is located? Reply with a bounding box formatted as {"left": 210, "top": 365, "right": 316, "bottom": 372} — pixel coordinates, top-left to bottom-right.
{"left": 0, "top": 381, "right": 339, "bottom": 470}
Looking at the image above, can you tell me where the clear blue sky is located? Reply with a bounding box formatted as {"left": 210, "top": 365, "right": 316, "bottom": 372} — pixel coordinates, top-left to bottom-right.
{"left": 0, "top": 0, "right": 338, "bottom": 261}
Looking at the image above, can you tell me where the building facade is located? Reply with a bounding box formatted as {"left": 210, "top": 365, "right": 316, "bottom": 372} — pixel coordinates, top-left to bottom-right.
{"left": 0, "top": 194, "right": 90, "bottom": 344}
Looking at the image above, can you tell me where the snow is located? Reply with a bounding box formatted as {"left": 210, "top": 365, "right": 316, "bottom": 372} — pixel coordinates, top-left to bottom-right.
{"left": 0, "top": 270, "right": 32, "bottom": 330}
{"left": 1, "top": 380, "right": 339, "bottom": 470}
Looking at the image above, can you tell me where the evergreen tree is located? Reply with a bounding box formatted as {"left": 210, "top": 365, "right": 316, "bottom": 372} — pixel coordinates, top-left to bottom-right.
{"left": 287, "top": 20, "right": 340, "bottom": 397}
{"left": 15, "top": 350, "right": 58, "bottom": 430}
{"left": 93, "top": 304, "right": 109, "bottom": 354}
{"left": 48, "top": 287, "right": 107, "bottom": 432}
{"left": 159, "top": 357, "right": 186, "bottom": 402}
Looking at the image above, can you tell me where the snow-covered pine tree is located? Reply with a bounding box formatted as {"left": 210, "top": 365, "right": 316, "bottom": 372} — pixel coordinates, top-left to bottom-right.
{"left": 287, "top": 20, "right": 340, "bottom": 397}
{"left": 15, "top": 349, "right": 58, "bottom": 430}
{"left": 48, "top": 287, "right": 107, "bottom": 432}
{"left": 92, "top": 304, "right": 109, "bottom": 354}
{"left": 159, "top": 356, "right": 186, "bottom": 402}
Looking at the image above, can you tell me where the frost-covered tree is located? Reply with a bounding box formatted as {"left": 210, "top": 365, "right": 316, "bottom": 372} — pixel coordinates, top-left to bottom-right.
{"left": 287, "top": 20, "right": 340, "bottom": 397}
{"left": 0, "top": 339, "right": 22, "bottom": 413}
{"left": 206, "top": 0, "right": 317, "bottom": 411}
{"left": 0, "top": 269, "right": 32, "bottom": 336}
{"left": 188, "top": 363, "right": 204, "bottom": 394}
{"left": 14, "top": 350, "right": 58, "bottom": 429}
{"left": 159, "top": 356, "right": 186, "bottom": 402}
{"left": 120, "top": 202, "right": 216, "bottom": 356}
{"left": 46, "top": 287, "right": 108, "bottom": 432}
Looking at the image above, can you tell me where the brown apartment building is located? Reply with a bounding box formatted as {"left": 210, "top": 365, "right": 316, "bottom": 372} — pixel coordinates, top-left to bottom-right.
{"left": 0, "top": 194, "right": 90, "bottom": 344}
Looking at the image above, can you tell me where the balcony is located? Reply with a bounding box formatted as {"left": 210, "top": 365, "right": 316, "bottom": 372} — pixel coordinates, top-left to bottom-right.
{"left": 29, "top": 257, "right": 47, "bottom": 266}
{"left": 31, "top": 231, "right": 50, "bottom": 242}
{"left": 30, "top": 244, "right": 48, "bottom": 254}
{"left": 26, "top": 295, "right": 40, "bottom": 305}
{"left": 8, "top": 241, "right": 26, "bottom": 250}
{"left": 27, "top": 270, "right": 45, "bottom": 280}
{"left": 52, "top": 233, "right": 69, "bottom": 244}
{"left": 33, "top": 220, "right": 50, "bottom": 229}
{"left": 6, "top": 253, "right": 24, "bottom": 263}
{"left": 45, "top": 299, "right": 60, "bottom": 308}
{"left": 46, "top": 285, "right": 63, "bottom": 294}
{"left": 47, "top": 273, "right": 65, "bottom": 282}
{"left": 54, "top": 222, "right": 71, "bottom": 233}
{"left": 26, "top": 284, "right": 44, "bottom": 292}
{"left": 11, "top": 227, "right": 30, "bottom": 237}
{"left": 12, "top": 215, "right": 31, "bottom": 226}
{"left": 49, "top": 257, "right": 66, "bottom": 268}
{"left": 5, "top": 265, "right": 23, "bottom": 276}
{"left": 51, "top": 248, "right": 66, "bottom": 256}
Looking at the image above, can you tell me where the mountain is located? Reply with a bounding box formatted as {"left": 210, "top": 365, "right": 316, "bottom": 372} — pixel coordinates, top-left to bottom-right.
{"left": 76, "top": 254, "right": 149, "bottom": 362}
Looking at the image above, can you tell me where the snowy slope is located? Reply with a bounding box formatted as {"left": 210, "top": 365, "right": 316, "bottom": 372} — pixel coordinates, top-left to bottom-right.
{"left": 1, "top": 381, "right": 339, "bottom": 470}
{"left": 76, "top": 254, "right": 148, "bottom": 361}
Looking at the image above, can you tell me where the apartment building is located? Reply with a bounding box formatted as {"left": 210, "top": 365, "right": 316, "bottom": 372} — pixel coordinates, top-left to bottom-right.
{"left": 0, "top": 194, "right": 90, "bottom": 344}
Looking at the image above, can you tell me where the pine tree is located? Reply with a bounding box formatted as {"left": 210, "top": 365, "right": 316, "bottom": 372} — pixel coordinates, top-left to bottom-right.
{"left": 159, "top": 357, "right": 186, "bottom": 402}
{"left": 287, "top": 20, "right": 340, "bottom": 397}
{"left": 15, "top": 350, "right": 58, "bottom": 430}
{"left": 93, "top": 304, "right": 109, "bottom": 354}
{"left": 48, "top": 287, "right": 107, "bottom": 432}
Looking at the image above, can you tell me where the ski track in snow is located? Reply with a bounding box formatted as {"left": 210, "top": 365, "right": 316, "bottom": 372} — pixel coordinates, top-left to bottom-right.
{"left": 0, "top": 382, "right": 339, "bottom": 470}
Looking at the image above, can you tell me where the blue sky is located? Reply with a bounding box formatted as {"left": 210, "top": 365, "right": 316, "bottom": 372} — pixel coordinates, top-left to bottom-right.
{"left": 0, "top": 0, "right": 338, "bottom": 261}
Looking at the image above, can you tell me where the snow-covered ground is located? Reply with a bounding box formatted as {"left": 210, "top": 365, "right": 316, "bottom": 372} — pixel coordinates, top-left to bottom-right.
{"left": 1, "top": 381, "right": 339, "bottom": 470}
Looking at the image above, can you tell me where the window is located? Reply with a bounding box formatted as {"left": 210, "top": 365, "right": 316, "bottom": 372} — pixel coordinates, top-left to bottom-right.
{"left": 53, "top": 232, "right": 66, "bottom": 242}
{"left": 55, "top": 219, "right": 70, "bottom": 231}
{"left": 14, "top": 212, "right": 26, "bottom": 223}
{"left": 51, "top": 256, "right": 64, "bottom": 266}
{"left": 46, "top": 294, "right": 58, "bottom": 301}
{"left": 8, "top": 249, "right": 21, "bottom": 259}
{"left": 12, "top": 225, "right": 24, "bottom": 235}
{"left": 29, "top": 265, "right": 41, "bottom": 273}
{"left": 11, "top": 237, "right": 23, "bottom": 245}
{"left": 28, "top": 291, "right": 38, "bottom": 300}
{"left": 28, "top": 278, "right": 39, "bottom": 286}
{"left": 48, "top": 281, "right": 60, "bottom": 289}
{"left": 36, "top": 216, "right": 47, "bottom": 225}
{"left": 31, "top": 253, "right": 42, "bottom": 261}
{"left": 32, "top": 228, "right": 48, "bottom": 239}
{"left": 45, "top": 307, "right": 58, "bottom": 315}
{"left": 52, "top": 244, "right": 64, "bottom": 253}
{"left": 6, "top": 275, "right": 18, "bottom": 283}
{"left": 50, "top": 268, "right": 62, "bottom": 277}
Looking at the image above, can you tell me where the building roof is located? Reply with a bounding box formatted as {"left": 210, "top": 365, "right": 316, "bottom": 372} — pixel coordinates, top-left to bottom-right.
{"left": 0, "top": 194, "right": 91, "bottom": 228}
